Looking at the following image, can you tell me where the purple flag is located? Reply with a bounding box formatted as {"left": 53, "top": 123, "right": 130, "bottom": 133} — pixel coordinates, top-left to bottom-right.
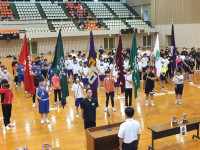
{"left": 171, "top": 24, "right": 177, "bottom": 77}
{"left": 88, "top": 31, "right": 98, "bottom": 99}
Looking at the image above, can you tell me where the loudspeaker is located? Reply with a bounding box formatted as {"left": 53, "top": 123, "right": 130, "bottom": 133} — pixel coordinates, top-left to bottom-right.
{"left": 121, "top": 28, "right": 137, "bottom": 34}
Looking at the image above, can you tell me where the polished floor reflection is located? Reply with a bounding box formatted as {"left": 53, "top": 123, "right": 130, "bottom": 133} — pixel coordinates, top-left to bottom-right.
{"left": 0, "top": 56, "right": 200, "bottom": 150}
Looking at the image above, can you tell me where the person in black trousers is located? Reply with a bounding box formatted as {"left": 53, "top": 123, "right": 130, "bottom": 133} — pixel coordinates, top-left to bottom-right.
{"left": 118, "top": 107, "right": 141, "bottom": 150}
{"left": 52, "top": 74, "right": 61, "bottom": 105}
{"left": 0, "top": 79, "right": 14, "bottom": 131}
{"left": 125, "top": 69, "right": 133, "bottom": 108}
{"left": 81, "top": 88, "right": 98, "bottom": 130}
{"left": 33, "top": 69, "right": 41, "bottom": 108}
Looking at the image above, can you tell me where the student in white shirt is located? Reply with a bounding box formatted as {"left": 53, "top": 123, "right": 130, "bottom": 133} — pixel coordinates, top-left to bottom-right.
{"left": 102, "top": 52, "right": 108, "bottom": 60}
{"left": 146, "top": 47, "right": 151, "bottom": 58}
{"left": 104, "top": 58, "right": 109, "bottom": 71}
{"left": 161, "top": 54, "right": 169, "bottom": 83}
{"left": 78, "top": 60, "right": 83, "bottom": 80}
{"left": 77, "top": 54, "right": 82, "bottom": 64}
{"left": 67, "top": 55, "right": 74, "bottom": 82}
{"left": 140, "top": 48, "right": 146, "bottom": 57}
{"left": 138, "top": 58, "right": 142, "bottom": 80}
{"left": 173, "top": 70, "right": 184, "bottom": 105}
{"left": 118, "top": 107, "right": 140, "bottom": 150}
{"left": 81, "top": 62, "right": 89, "bottom": 91}
{"left": 72, "top": 59, "right": 79, "bottom": 81}
{"left": 71, "top": 76, "right": 84, "bottom": 118}
{"left": 1, "top": 68, "right": 11, "bottom": 81}
{"left": 98, "top": 60, "right": 106, "bottom": 89}
{"left": 137, "top": 47, "right": 141, "bottom": 56}
{"left": 141, "top": 54, "right": 148, "bottom": 72}
{"left": 113, "top": 66, "right": 119, "bottom": 95}
{"left": 71, "top": 50, "right": 77, "bottom": 58}
{"left": 81, "top": 54, "right": 87, "bottom": 63}
{"left": 125, "top": 69, "right": 133, "bottom": 108}
{"left": 124, "top": 56, "right": 130, "bottom": 71}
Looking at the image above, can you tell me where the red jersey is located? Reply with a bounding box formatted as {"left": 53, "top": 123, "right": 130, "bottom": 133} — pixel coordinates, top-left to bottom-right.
{"left": 0, "top": 88, "right": 13, "bottom": 104}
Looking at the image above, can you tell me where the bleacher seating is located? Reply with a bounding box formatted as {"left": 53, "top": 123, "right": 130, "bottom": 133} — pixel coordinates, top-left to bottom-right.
{"left": 52, "top": 21, "right": 78, "bottom": 32}
{"left": 0, "top": 29, "right": 19, "bottom": 40}
{"left": 65, "top": 2, "right": 91, "bottom": 19}
{"left": 15, "top": 3, "right": 42, "bottom": 20}
{"left": 103, "top": 20, "right": 127, "bottom": 30}
{"left": 0, "top": 2, "right": 13, "bottom": 21}
{"left": 27, "top": 28, "right": 50, "bottom": 33}
{"left": 86, "top": 3, "right": 113, "bottom": 18}
{"left": 79, "top": 20, "right": 104, "bottom": 31}
{"left": 107, "top": 3, "right": 133, "bottom": 18}
{"left": 126, "top": 19, "right": 150, "bottom": 29}
{"left": 41, "top": 2, "right": 67, "bottom": 20}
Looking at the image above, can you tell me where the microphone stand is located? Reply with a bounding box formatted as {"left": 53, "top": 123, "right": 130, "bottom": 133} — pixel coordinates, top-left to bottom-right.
{"left": 106, "top": 110, "right": 112, "bottom": 131}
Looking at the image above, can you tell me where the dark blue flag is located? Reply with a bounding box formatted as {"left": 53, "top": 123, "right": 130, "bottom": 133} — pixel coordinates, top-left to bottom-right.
{"left": 171, "top": 24, "right": 177, "bottom": 77}
{"left": 88, "top": 31, "right": 98, "bottom": 99}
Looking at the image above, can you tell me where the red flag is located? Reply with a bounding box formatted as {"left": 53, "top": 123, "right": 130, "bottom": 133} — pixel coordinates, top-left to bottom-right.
{"left": 115, "top": 34, "right": 125, "bottom": 93}
{"left": 18, "top": 34, "right": 35, "bottom": 95}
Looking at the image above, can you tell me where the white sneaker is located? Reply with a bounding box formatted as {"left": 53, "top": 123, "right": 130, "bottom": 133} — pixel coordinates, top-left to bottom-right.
{"left": 151, "top": 103, "right": 155, "bottom": 107}
{"left": 8, "top": 123, "right": 14, "bottom": 127}
{"left": 76, "top": 114, "right": 79, "bottom": 118}
{"left": 32, "top": 103, "right": 36, "bottom": 108}
{"left": 189, "top": 82, "right": 194, "bottom": 85}
{"left": 104, "top": 107, "right": 108, "bottom": 112}
{"left": 125, "top": 106, "right": 128, "bottom": 109}
{"left": 25, "top": 91, "right": 27, "bottom": 94}
{"left": 18, "top": 87, "right": 20, "bottom": 91}
{"left": 145, "top": 103, "right": 149, "bottom": 107}
{"left": 84, "top": 89, "right": 86, "bottom": 92}
{"left": 48, "top": 92, "right": 51, "bottom": 94}
{"left": 112, "top": 107, "right": 116, "bottom": 112}
{"left": 175, "top": 100, "right": 178, "bottom": 104}
{"left": 54, "top": 102, "right": 57, "bottom": 105}
{"left": 179, "top": 101, "right": 182, "bottom": 105}
{"left": 16, "top": 85, "right": 18, "bottom": 87}
{"left": 5, "top": 126, "right": 10, "bottom": 131}
{"left": 45, "top": 119, "right": 50, "bottom": 124}
{"left": 41, "top": 119, "right": 44, "bottom": 124}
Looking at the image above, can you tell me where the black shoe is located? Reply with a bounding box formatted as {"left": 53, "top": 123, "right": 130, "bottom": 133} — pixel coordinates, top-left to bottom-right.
{"left": 156, "top": 79, "right": 159, "bottom": 81}
{"left": 165, "top": 81, "right": 169, "bottom": 84}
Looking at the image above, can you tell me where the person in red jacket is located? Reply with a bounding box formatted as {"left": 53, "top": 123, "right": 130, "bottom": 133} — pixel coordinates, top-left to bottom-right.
{"left": 0, "top": 79, "right": 14, "bottom": 131}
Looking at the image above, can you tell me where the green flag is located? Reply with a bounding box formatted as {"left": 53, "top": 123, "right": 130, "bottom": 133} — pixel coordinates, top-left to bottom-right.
{"left": 51, "top": 30, "right": 69, "bottom": 108}
{"left": 129, "top": 32, "right": 140, "bottom": 99}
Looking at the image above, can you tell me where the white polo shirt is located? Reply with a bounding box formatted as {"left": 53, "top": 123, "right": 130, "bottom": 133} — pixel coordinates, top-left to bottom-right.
{"left": 71, "top": 82, "right": 83, "bottom": 99}
{"left": 124, "top": 60, "right": 130, "bottom": 70}
{"left": 71, "top": 53, "right": 77, "bottom": 58}
{"left": 67, "top": 59, "right": 73, "bottom": 70}
{"left": 173, "top": 75, "right": 184, "bottom": 84}
{"left": 161, "top": 58, "right": 169, "bottom": 68}
{"left": 0, "top": 72, "right": 11, "bottom": 81}
{"left": 125, "top": 74, "right": 132, "bottom": 89}
{"left": 78, "top": 65, "right": 83, "bottom": 76}
{"left": 118, "top": 118, "right": 141, "bottom": 144}
{"left": 98, "top": 65, "right": 106, "bottom": 75}
{"left": 146, "top": 50, "right": 151, "bottom": 57}
{"left": 113, "top": 70, "right": 118, "bottom": 82}
{"left": 141, "top": 57, "right": 148, "bottom": 68}
{"left": 82, "top": 67, "right": 89, "bottom": 78}
{"left": 73, "top": 64, "right": 79, "bottom": 74}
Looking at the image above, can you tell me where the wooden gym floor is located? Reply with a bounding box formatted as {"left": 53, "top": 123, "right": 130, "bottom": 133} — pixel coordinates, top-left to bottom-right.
{"left": 0, "top": 55, "right": 200, "bottom": 150}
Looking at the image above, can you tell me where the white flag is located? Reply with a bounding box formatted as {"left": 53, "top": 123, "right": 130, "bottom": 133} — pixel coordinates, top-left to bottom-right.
{"left": 153, "top": 34, "right": 162, "bottom": 77}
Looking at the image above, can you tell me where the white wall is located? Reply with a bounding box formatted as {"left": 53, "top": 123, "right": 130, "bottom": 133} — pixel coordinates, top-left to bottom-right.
{"left": 156, "top": 24, "right": 200, "bottom": 48}
{"left": 0, "top": 33, "right": 154, "bottom": 57}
